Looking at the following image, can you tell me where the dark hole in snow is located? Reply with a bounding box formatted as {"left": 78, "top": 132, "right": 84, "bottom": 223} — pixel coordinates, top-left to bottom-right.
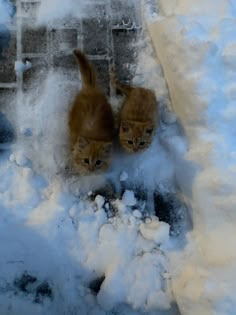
{"left": 14, "top": 273, "right": 37, "bottom": 292}
{"left": 13, "top": 272, "right": 53, "bottom": 303}
{"left": 154, "top": 192, "right": 187, "bottom": 236}
{"left": 0, "top": 112, "right": 15, "bottom": 145}
{"left": 134, "top": 187, "right": 147, "bottom": 201}
{"left": 88, "top": 275, "right": 105, "bottom": 295}
{"left": 35, "top": 282, "right": 53, "bottom": 303}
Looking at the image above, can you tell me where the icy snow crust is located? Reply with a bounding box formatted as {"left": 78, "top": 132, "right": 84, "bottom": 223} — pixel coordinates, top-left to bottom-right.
{"left": 0, "top": 0, "right": 189, "bottom": 314}
{"left": 146, "top": 0, "right": 236, "bottom": 314}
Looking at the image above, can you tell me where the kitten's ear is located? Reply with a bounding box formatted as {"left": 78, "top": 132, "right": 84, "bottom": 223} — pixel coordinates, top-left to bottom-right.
{"left": 102, "top": 142, "right": 112, "bottom": 154}
{"left": 77, "top": 136, "right": 89, "bottom": 149}
{"left": 120, "top": 121, "right": 131, "bottom": 133}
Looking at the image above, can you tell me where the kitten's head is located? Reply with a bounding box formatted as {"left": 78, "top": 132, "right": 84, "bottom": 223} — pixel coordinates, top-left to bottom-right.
{"left": 119, "top": 120, "right": 155, "bottom": 153}
{"left": 72, "top": 136, "right": 112, "bottom": 175}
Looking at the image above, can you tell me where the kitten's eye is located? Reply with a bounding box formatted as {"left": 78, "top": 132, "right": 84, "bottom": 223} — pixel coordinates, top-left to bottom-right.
{"left": 128, "top": 140, "right": 133, "bottom": 145}
{"left": 139, "top": 141, "right": 146, "bottom": 146}
{"left": 95, "top": 160, "right": 102, "bottom": 166}
{"left": 146, "top": 128, "right": 153, "bottom": 134}
{"left": 84, "top": 158, "right": 89, "bottom": 164}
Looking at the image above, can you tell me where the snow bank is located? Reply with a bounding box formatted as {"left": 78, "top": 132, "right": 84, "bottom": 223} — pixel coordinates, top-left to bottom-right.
{"left": 146, "top": 0, "right": 236, "bottom": 313}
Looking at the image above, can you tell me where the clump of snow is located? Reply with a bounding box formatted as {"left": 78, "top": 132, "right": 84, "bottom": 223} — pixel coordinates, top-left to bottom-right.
{"left": 145, "top": 217, "right": 152, "bottom": 224}
{"left": 15, "top": 60, "right": 32, "bottom": 75}
{"left": 140, "top": 217, "right": 170, "bottom": 245}
{"left": 132, "top": 209, "right": 142, "bottom": 219}
{"left": 122, "top": 190, "right": 137, "bottom": 206}
{"left": 119, "top": 171, "right": 128, "bottom": 182}
{"left": 94, "top": 195, "right": 105, "bottom": 210}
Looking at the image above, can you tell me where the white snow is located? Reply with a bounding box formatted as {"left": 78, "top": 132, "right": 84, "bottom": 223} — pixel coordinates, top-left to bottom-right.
{"left": 146, "top": 0, "right": 236, "bottom": 314}
{"left": 0, "top": 0, "right": 14, "bottom": 23}
{"left": 0, "top": 149, "right": 174, "bottom": 314}
{"left": 140, "top": 218, "right": 170, "bottom": 245}
{"left": 10, "top": 150, "right": 28, "bottom": 167}
{"left": 132, "top": 209, "right": 142, "bottom": 219}
{"left": 122, "top": 190, "right": 137, "bottom": 206}
{"left": 119, "top": 170, "right": 128, "bottom": 182}
{"left": 15, "top": 60, "right": 32, "bottom": 75}
{"left": 94, "top": 195, "right": 105, "bottom": 210}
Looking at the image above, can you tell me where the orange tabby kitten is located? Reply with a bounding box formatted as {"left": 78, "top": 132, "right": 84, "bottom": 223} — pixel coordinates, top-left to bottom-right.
{"left": 113, "top": 76, "right": 158, "bottom": 153}
{"left": 68, "top": 49, "right": 114, "bottom": 175}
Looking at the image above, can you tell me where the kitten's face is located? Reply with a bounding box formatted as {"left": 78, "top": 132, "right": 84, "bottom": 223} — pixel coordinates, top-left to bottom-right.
{"left": 72, "top": 137, "right": 112, "bottom": 175}
{"left": 119, "top": 120, "right": 155, "bottom": 153}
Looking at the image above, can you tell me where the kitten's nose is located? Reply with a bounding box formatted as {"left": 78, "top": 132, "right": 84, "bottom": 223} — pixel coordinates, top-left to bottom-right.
{"left": 89, "top": 165, "right": 94, "bottom": 171}
{"left": 134, "top": 139, "right": 140, "bottom": 152}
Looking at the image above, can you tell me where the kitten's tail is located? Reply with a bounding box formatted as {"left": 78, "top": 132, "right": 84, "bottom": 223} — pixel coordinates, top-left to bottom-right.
{"left": 73, "top": 49, "right": 96, "bottom": 88}
{"left": 111, "top": 68, "right": 133, "bottom": 95}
